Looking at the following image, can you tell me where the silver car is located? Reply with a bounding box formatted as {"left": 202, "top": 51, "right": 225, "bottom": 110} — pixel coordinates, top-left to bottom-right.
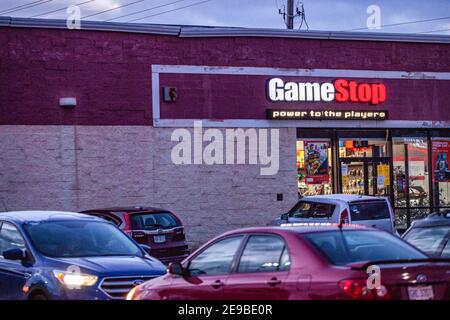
{"left": 270, "top": 194, "right": 396, "bottom": 234}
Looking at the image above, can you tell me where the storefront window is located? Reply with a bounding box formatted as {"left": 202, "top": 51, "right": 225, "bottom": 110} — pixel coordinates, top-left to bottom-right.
{"left": 338, "top": 138, "right": 390, "bottom": 196}
{"left": 393, "top": 137, "right": 430, "bottom": 228}
{"left": 393, "top": 139, "right": 407, "bottom": 209}
{"left": 431, "top": 138, "right": 450, "bottom": 208}
{"left": 296, "top": 130, "right": 447, "bottom": 229}
{"left": 393, "top": 137, "right": 430, "bottom": 207}
{"left": 297, "top": 140, "right": 333, "bottom": 197}
{"left": 339, "top": 139, "right": 389, "bottom": 158}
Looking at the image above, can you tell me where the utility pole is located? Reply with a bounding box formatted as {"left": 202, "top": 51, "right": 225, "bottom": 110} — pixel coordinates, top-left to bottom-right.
{"left": 279, "top": 1, "right": 309, "bottom": 30}
{"left": 286, "top": 0, "right": 294, "bottom": 29}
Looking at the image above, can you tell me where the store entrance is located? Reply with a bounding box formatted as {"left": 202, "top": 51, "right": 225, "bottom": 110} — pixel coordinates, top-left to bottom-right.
{"left": 340, "top": 158, "right": 391, "bottom": 196}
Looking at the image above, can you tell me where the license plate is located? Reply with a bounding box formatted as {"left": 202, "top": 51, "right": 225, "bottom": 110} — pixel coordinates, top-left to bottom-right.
{"left": 154, "top": 235, "right": 166, "bottom": 243}
{"left": 407, "top": 285, "right": 434, "bottom": 300}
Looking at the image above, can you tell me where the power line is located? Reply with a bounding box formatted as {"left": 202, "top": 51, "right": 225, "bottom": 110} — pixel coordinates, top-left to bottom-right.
{"left": 82, "top": 0, "right": 145, "bottom": 19}
{"left": 0, "top": 0, "right": 52, "bottom": 15}
{"left": 30, "top": 0, "right": 96, "bottom": 18}
{"left": 296, "top": 2, "right": 308, "bottom": 30}
{"left": 105, "top": 0, "right": 188, "bottom": 22}
{"left": 345, "top": 15, "right": 450, "bottom": 32}
{"left": 0, "top": 0, "right": 43, "bottom": 14}
{"left": 127, "top": 0, "right": 213, "bottom": 23}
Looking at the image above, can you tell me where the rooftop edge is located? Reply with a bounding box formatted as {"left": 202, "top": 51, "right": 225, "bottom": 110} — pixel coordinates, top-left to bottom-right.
{"left": 0, "top": 16, "right": 449, "bottom": 44}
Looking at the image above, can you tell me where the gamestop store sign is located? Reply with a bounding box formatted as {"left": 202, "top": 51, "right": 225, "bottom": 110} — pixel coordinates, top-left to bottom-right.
{"left": 266, "top": 77, "right": 388, "bottom": 120}
{"left": 267, "top": 78, "right": 387, "bottom": 104}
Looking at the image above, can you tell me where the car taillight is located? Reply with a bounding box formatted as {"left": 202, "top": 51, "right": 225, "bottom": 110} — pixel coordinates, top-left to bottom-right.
{"left": 340, "top": 209, "right": 349, "bottom": 225}
{"left": 173, "top": 228, "right": 186, "bottom": 241}
{"left": 123, "top": 212, "right": 132, "bottom": 236}
{"left": 339, "top": 279, "right": 390, "bottom": 300}
{"left": 339, "top": 279, "right": 372, "bottom": 299}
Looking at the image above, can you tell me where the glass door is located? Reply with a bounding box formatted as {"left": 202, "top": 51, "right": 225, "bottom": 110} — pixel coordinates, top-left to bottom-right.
{"left": 340, "top": 158, "right": 391, "bottom": 196}
{"left": 368, "top": 160, "right": 391, "bottom": 196}
{"left": 341, "top": 160, "right": 366, "bottom": 195}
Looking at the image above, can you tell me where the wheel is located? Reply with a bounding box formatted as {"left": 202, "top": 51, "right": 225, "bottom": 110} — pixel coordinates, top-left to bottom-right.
{"left": 30, "top": 293, "right": 49, "bottom": 300}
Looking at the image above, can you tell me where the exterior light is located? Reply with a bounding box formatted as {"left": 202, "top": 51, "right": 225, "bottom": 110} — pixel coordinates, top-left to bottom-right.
{"left": 59, "top": 97, "right": 77, "bottom": 108}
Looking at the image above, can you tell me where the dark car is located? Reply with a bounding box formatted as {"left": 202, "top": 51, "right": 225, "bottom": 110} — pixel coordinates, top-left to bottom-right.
{"left": 0, "top": 211, "right": 166, "bottom": 300}
{"left": 128, "top": 223, "right": 450, "bottom": 300}
{"left": 81, "top": 207, "right": 189, "bottom": 264}
{"left": 402, "top": 212, "right": 450, "bottom": 258}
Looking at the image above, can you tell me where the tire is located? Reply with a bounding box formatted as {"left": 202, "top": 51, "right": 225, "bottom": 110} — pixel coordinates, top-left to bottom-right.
{"left": 30, "top": 293, "right": 49, "bottom": 300}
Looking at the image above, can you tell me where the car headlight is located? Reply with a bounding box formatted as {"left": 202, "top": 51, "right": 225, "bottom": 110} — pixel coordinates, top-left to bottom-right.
{"left": 53, "top": 270, "right": 98, "bottom": 288}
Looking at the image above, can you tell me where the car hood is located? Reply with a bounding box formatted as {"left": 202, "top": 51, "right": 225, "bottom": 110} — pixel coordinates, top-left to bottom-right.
{"left": 46, "top": 255, "right": 166, "bottom": 277}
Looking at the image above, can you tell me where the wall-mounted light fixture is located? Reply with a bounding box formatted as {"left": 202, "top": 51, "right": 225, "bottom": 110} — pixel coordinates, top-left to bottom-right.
{"left": 59, "top": 97, "right": 77, "bottom": 108}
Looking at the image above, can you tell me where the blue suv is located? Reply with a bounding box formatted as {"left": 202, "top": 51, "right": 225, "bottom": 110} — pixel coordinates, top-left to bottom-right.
{"left": 0, "top": 211, "right": 167, "bottom": 300}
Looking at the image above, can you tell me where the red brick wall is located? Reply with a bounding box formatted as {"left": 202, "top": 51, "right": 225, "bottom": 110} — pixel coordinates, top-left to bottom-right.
{"left": 1, "top": 27, "right": 449, "bottom": 125}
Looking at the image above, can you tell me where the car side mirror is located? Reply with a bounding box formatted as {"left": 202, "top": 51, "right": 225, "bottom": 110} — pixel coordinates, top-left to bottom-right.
{"left": 168, "top": 262, "right": 185, "bottom": 276}
{"left": 3, "top": 248, "right": 26, "bottom": 262}
{"left": 281, "top": 212, "right": 289, "bottom": 221}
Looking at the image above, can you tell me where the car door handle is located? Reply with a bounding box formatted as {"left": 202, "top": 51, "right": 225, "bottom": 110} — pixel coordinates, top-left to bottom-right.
{"left": 267, "top": 277, "right": 282, "bottom": 286}
{"left": 211, "top": 280, "right": 224, "bottom": 289}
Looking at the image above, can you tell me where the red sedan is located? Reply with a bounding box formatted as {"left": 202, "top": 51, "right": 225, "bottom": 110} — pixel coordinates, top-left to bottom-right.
{"left": 127, "top": 224, "right": 450, "bottom": 300}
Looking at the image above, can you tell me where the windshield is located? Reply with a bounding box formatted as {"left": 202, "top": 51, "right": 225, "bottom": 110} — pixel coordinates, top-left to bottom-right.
{"left": 304, "top": 230, "right": 427, "bottom": 266}
{"left": 404, "top": 226, "right": 450, "bottom": 256}
{"left": 24, "top": 221, "right": 142, "bottom": 258}
{"left": 289, "top": 201, "right": 335, "bottom": 219}
{"left": 130, "top": 212, "right": 178, "bottom": 230}
{"left": 349, "top": 201, "right": 390, "bottom": 221}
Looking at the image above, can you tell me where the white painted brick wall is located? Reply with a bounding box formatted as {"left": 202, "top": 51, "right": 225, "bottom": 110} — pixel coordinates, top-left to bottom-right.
{"left": 0, "top": 125, "right": 298, "bottom": 248}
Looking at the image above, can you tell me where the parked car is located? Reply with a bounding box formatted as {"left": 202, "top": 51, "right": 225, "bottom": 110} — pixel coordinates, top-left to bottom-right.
{"left": 402, "top": 212, "right": 450, "bottom": 257}
{"left": 269, "top": 194, "right": 396, "bottom": 234}
{"left": 127, "top": 223, "right": 450, "bottom": 300}
{"left": 81, "top": 207, "right": 189, "bottom": 264}
{"left": 0, "top": 211, "right": 166, "bottom": 300}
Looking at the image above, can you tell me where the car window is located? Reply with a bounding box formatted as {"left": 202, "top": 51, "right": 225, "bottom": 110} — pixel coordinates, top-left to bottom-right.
{"left": 24, "top": 221, "right": 141, "bottom": 258}
{"left": 237, "top": 235, "right": 289, "bottom": 273}
{"left": 279, "top": 247, "right": 291, "bottom": 271}
{"left": 442, "top": 239, "right": 450, "bottom": 258}
{"left": 189, "top": 236, "right": 243, "bottom": 276}
{"left": 403, "top": 226, "right": 450, "bottom": 256}
{"left": 0, "top": 222, "right": 26, "bottom": 257}
{"left": 304, "top": 230, "right": 427, "bottom": 266}
{"left": 100, "top": 214, "right": 121, "bottom": 226}
{"left": 131, "top": 212, "right": 178, "bottom": 230}
{"left": 83, "top": 212, "right": 121, "bottom": 226}
{"left": 290, "top": 201, "right": 335, "bottom": 219}
{"left": 349, "top": 201, "right": 390, "bottom": 221}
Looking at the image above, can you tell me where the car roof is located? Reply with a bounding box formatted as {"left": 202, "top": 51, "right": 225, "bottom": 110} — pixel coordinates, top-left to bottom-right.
{"left": 80, "top": 207, "right": 170, "bottom": 214}
{"left": 410, "top": 212, "right": 450, "bottom": 228}
{"left": 301, "top": 194, "right": 386, "bottom": 203}
{"left": 0, "top": 211, "right": 104, "bottom": 223}
{"left": 220, "top": 223, "right": 374, "bottom": 237}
